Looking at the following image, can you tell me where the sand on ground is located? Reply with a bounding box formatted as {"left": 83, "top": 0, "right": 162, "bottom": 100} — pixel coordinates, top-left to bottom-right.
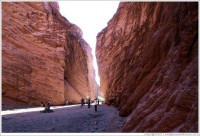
{"left": 2, "top": 104, "right": 126, "bottom": 133}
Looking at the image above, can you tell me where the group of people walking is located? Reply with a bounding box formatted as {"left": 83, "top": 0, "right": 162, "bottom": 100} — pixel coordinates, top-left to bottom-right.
{"left": 40, "top": 97, "right": 101, "bottom": 113}
{"left": 81, "top": 97, "right": 100, "bottom": 112}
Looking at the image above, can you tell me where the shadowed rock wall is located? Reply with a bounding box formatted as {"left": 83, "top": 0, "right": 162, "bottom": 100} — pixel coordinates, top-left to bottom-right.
{"left": 96, "top": 2, "right": 198, "bottom": 132}
{"left": 2, "top": 2, "right": 97, "bottom": 106}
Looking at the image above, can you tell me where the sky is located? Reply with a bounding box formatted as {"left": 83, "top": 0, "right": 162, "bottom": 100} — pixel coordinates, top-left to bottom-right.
{"left": 58, "top": 1, "right": 120, "bottom": 85}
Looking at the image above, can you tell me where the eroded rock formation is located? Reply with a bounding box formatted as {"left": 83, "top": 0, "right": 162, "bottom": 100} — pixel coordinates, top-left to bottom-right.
{"left": 96, "top": 2, "right": 198, "bottom": 132}
{"left": 2, "top": 2, "right": 97, "bottom": 106}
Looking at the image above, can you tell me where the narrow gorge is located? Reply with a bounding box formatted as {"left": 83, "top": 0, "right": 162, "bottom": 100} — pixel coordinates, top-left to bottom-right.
{"left": 2, "top": 2, "right": 98, "bottom": 106}
{"left": 2, "top": 1, "right": 198, "bottom": 133}
{"left": 96, "top": 2, "right": 198, "bottom": 132}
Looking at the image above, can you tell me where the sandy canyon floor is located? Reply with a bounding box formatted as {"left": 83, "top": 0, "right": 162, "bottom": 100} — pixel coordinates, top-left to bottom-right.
{"left": 2, "top": 104, "right": 126, "bottom": 133}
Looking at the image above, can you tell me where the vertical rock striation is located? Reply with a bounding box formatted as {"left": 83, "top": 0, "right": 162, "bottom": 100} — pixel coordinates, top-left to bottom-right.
{"left": 96, "top": 2, "right": 198, "bottom": 132}
{"left": 2, "top": 2, "right": 97, "bottom": 106}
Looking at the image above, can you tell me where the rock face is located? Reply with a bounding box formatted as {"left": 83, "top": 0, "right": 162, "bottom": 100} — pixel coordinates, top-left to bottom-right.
{"left": 2, "top": 2, "right": 97, "bottom": 106}
{"left": 96, "top": 2, "right": 198, "bottom": 132}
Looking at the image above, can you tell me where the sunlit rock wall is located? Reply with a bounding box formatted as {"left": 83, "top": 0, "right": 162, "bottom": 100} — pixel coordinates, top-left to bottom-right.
{"left": 2, "top": 2, "right": 97, "bottom": 106}
{"left": 96, "top": 2, "right": 198, "bottom": 132}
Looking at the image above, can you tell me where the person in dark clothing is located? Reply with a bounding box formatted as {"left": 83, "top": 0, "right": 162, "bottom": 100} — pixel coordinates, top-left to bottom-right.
{"left": 88, "top": 97, "right": 91, "bottom": 108}
{"left": 97, "top": 98, "right": 100, "bottom": 105}
{"left": 81, "top": 98, "right": 85, "bottom": 107}
{"left": 47, "top": 101, "right": 51, "bottom": 111}
{"left": 94, "top": 99, "right": 97, "bottom": 112}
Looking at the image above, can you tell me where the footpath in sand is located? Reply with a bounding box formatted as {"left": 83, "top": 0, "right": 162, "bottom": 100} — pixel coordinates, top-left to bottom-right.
{"left": 2, "top": 104, "right": 126, "bottom": 132}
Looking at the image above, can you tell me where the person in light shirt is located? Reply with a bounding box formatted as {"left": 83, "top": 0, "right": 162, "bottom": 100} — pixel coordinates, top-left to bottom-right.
{"left": 87, "top": 97, "right": 91, "bottom": 108}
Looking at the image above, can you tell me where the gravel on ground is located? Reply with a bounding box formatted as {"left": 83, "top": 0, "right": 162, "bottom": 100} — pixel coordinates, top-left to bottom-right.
{"left": 2, "top": 104, "right": 126, "bottom": 133}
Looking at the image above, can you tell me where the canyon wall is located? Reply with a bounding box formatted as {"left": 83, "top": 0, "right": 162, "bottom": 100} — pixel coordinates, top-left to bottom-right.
{"left": 2, "top": 2, "right": 97, "bottom": 106}
{"left": 96, "top": 2, "right": 198, "bottom": 132}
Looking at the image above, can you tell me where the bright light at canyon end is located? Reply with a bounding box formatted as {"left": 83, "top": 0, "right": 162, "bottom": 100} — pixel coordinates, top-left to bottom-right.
{"left": 58, "top": 1, "right": 119, "bottom": 85}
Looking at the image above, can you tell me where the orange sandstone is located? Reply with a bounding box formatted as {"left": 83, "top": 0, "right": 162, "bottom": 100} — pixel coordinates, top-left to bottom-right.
{"left": 2, "top": 2, "right": 98, "bottom": 106}
{"left": 96, "top": 2, "right": 198, "bottom": 132}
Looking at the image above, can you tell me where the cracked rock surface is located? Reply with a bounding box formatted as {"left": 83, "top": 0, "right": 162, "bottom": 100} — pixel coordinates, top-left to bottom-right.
{"left": 2, "top": 2, "right": 98, "bottom": 106}
{"left": 96, "top": 2, "right": 198, "bottom": 132}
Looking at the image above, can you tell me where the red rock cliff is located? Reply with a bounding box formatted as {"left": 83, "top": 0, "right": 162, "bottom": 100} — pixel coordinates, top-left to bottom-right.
{"left": 2, "top": 2, "right": 97, "bottom": 106}
{"left": 96, "top": 2, "right": 198, "bottom": 132}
